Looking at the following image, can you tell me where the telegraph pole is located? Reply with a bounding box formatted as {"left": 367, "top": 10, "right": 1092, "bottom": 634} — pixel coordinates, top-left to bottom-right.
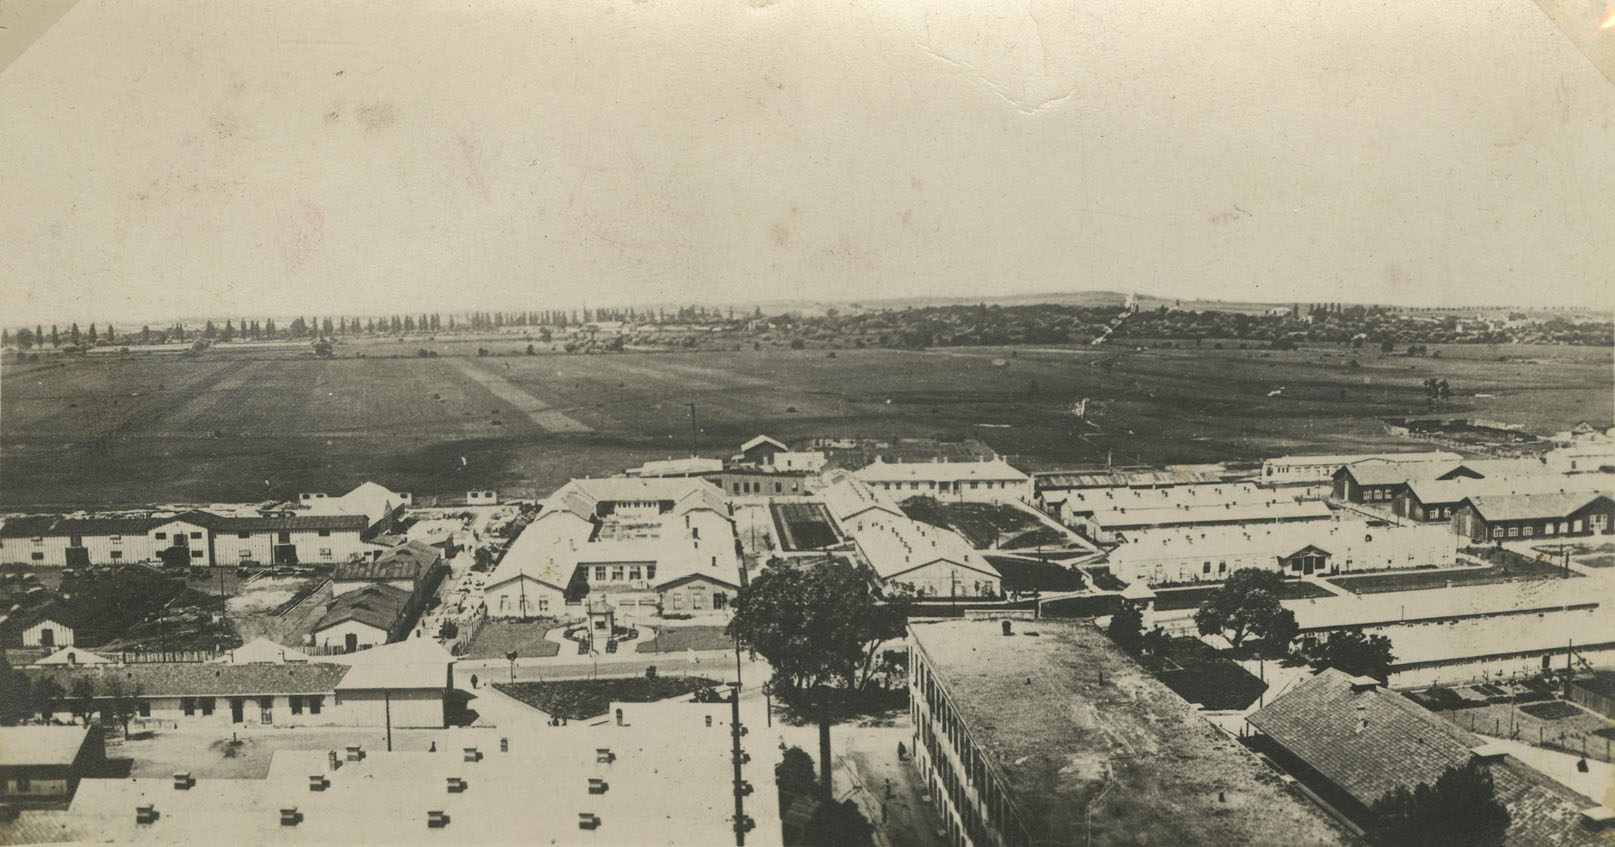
{"left": 688, "top": 403, "right": 699, "bottom": 458}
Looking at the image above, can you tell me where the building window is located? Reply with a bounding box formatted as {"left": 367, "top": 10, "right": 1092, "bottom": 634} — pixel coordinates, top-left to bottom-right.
{"left": 611, "top": 566, "right": 624, "bottom": 581}
{"left": 1202, "top": 562, "right": 1211, "bottom": 574}
{"left": 646, "top": 565, "right": 656, "bottom": 581}
{"left": 182, "top": 698, "right": 196, "bottom": 716}
{"left": 1522, "top": 526, "right": 1533, "bottom": 537}
{"left": 629, "top": 567, "right": 641, "bottom": 581}
{"left": 318, "top": 529, "right": 331, "bottom": 537}
{"left": 30, "top": 537, "right": 42, "bottom": 545}
{"left": 16, "top": 776, "right": 30, "bottom": 792}
{"left": 594, "top": 567, "right": 606, "bottom": 581}
{"left": 30, "top": 552, "right": 43, "bottom": 561}
{"left": 538, "top": 596, "right": 549, "bottom": 612}
{"left": 191, "top": 549, "right": 204, "bottom": 558}
{"left": 239, "top": 549, "right": 252, "bottom": 560}
{"left": 670, "top": 594, "right": 684, "bottom": 610}
{"left": 774, "top": 483, "right": 782, "bottom": 493}
{"left": 1492, "top": 527, "right": 1504, "bottom": 538}
{"left": 190, "top": 531, "right": 202, "bottom": 539}
{"left": 1507, "top": 526, "right": 1519, "bottom": 537}
{"left": 308, "top": 696, "right": 321, "bottom": 715}
{"left": 1218, "top": 561, "right": 1227, "bottom": 574}
{"left": 138, "top": 701, "right": 150, "bottom": 717}
{"left": 238, "top": 531, "right": 251, "bottom": 539}
{"left": 154, "top": 532, "right": 167, "bottom": 540}
{"left": 110, "top": 550, "right": 123, "bottom": 559}
{"left": 278, "top": 532, "right": 292, "bottom": 544}
{"left": 290, "top": 696, "right": 303, "bottom": 715}
{"left": 320, "top": 548, "right": 333, "bottom": 559}
{"left": 110, "top": 534, "right": 122, "bottom": 543}
{"left": 201, "top": 698, "right": 214, "bottom": 716}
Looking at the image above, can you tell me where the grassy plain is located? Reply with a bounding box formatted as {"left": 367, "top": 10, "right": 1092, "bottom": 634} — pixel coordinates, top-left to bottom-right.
{"left": 2, "top": 339, "right": 1608, "bottom": 507}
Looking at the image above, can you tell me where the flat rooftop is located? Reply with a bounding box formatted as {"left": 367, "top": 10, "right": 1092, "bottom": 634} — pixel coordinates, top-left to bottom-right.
{"left": 908, "top": 619, "right": 1348, "bottom": 847}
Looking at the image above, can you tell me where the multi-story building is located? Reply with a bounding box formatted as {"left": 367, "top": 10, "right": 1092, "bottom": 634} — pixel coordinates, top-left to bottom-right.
{"left": 0, "top": 510, "right": 368, "bottom": 568}
{"left": 484, "top": 477, "right": 742, "bottom": 618}
{"left": 907, "top": 620, "right": 1349, "bottom": 847}
{"left": 854, "top": 458, "right": 1032, "bottom": 504}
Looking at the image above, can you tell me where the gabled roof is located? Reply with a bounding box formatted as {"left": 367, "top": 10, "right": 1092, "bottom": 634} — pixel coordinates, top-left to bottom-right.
{"left": 32, "top": 647, "right": 118, "bottom": 667}
{"left": 1334, "top": 457, "right": 1461, "bottom": 487}
{"left": 1248, "top": 668, "right": 1607, "bottom": 847}
{"left": 333, "top": 540, "right": 441, "bottom": 582}
{"left": 739, "top": 434, "right": 789, "bottom": 453}
{"left": 0, "top": 515, "right": 60, "bottom": 538}
{"left": 312, "top": 583, "right": 412, "bottom": 634}
{"left": 1461, "top": 492, "right": 1613, "bottom": 522}
{"left": 213, "top": 638, "right": 310, "bottom": 664}
{"left": 23, "top": 662, "right": 351, "bottom": 698}
{"left": 656, "top": 571, "right": 741, "bottom": 592}
{"left": 854, "top": 457, "right": 1030, "bottom": 484}
{"left": 210, "top": 513, "right": 369, "bottom": 532}
{"left": 328, "top": 638, "right": 453, "bottom": 690}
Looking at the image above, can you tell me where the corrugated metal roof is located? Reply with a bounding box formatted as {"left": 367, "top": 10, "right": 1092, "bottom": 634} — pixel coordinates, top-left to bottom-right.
{"left": 312, "top": 583, "right": 412, "bottom": 634}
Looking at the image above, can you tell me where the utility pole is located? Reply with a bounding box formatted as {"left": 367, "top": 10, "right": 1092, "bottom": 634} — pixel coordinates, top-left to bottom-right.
{"left": 688, "top": 403, "right": 698, "bottom": 458}
{"left": 385, "top": 690, "right": 393, "bottom": 752}
{"left": 729, "top": 682, "right": 751, "bottom": 846}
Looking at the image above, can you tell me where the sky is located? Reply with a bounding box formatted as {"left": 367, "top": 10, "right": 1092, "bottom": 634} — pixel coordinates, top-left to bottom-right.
{"left": 1, "top": 0, "right": 1612, "bottom": 326}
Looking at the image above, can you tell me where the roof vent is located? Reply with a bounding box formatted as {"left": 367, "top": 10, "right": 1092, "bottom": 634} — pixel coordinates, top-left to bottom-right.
{"left": 578, "top": 813, "right": 601, "bottom": 830}
{"left": 1348, "top": 676, "right": 1381, "bottom": 693}
{"left": 280, "top": 807, "right": 303, "bottom": 827}
{"left": 427, "top": 810, "right": 450, "bottom": 829}
{"left": 596, "top": 748, "right": 616, "bottom": 765}
{"left": 447, "top": 777, "right": 468, "bottom": 794}
{"left": 172, "top": 773, "right": 194, "bottom": 790}
{"left": 135, "top": 804, "right": 158, "bottom": 825}
{"left": 1470, "top": 743, "right": 1509, "bottom": 762}
{"left": 345, "top": 745, "right": 365, "bottom": 762}
{"left": 308, "top": 775, "right": 329, "bottom": 792}
{"left": 463, "top": 747, "right": 482, "bottom": 763}
{"left": 588, "top": 778, "right": 608, "bottom": 795}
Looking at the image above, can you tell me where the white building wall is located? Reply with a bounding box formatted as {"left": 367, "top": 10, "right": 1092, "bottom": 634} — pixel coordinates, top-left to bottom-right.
{"left": 334, "top": 689, "right": 446, "bottom": 728}
{"left": 883, "top": 560, "right": 1000, "bottom": 598}
{"left": 483, "top": 576, "right": 565, "bottom": 618}
{"left": 218, "top": 529, "right": 367, "bottom": 566}
{"left": 312, "top": 619, "right": 394, "bottom": 652}
{"left": 1, "top": 535, "right": 71, "bottom": 566}
{"left": 148, "top": 519, "right": 216, "bottom": 566}
{"left": 22, "top": 619, "right": 75, "bottom": 648}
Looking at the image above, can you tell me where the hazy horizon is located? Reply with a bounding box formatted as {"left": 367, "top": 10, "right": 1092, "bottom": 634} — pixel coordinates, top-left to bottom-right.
{"left": 3, "top": 0, "right": 1613, "bottom": 327}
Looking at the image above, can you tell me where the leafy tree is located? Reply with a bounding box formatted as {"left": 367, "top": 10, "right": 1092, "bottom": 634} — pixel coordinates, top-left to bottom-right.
{"left": 803, "top": 799, "right": 874, "bottom": 847}
{"left": 1369, "top": 760, "right": 1510, "bottom": 847}
{"left": 103, "top": 678, "right": 144, "bottom": 737}
{"left": 1107, "top": 602, "right": 1143, "bottom": 651}
{"left": 1312, "top": 628, "right": 1396, "bottom": 681}
{"left": 0, "top": 657, "right": 32, "bottom": 723}
{"left": 68, "top": 678, "right": 97, "bottom": 724}
{"left": 1192, "top": 569, "right": 1296, "bottom": 650}
{"left": 776, "top": 746, "right": 817, "bottom": 802}
{"left": 31, "top": 677, "right": 65, "bottom": 722}
{"left": 312, "top": 340, "right": 333, "bottom": 357}
{"left": 728, "top": 560, "right": 908, "bottom": 795}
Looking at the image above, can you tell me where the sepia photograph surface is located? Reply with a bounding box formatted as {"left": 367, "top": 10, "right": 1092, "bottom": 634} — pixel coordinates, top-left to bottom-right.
{"left": 0, "top": 1, "right": 1612, "bottom": 844}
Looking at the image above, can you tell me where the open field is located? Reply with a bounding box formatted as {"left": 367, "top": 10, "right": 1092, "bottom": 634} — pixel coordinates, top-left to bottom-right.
{"left": 3, "top": 340, "right": 1609, "bottom": 507}
{"left": 635, "top": 625, "right": 733, "bottom": 654}
{"left": 460, "top": 620, "right": 563, "bottom": 659}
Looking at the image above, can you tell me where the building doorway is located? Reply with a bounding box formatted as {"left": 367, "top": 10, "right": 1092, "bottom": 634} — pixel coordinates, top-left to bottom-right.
{"left": 230, "top": 698, "right": 244, "bottom": 723}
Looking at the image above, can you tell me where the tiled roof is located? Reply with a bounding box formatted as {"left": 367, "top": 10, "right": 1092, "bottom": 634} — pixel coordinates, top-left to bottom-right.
{"left": 855, "top": 457, "right": 1029, "bottom": 483}
{"left": 333, "top": 540, "right": 440, "bottom": 582}
{"left": 1247, "top": 669, "right": 1607, "bottom": 847}
{"left": 312, "top": 583, "right": 412, "bottom": 634}
{"left": 23, "top": 662, "right": 351, "bottom": 697}
{"left": 1336, "top": 458, "right": 1460, "bottom": 487}
{"left": 1037, "top": 468, "right": 1223, "bottom": 489}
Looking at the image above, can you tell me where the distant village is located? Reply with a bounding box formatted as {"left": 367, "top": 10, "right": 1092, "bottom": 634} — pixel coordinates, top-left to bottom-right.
{"left": 2, "top": 418, "right": 1614, "bottom": 846}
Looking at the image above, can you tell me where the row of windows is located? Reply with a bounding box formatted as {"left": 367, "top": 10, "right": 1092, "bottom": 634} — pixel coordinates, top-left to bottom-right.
{"left": 912, "top": 656, "right": 1028, "bottom": 847}
{"left": 1490, "top": 520, "right": 1582, "bottom": 538}
{"left": 496, "top": 594, "right": 551, "bottom": 613}
{"left": 592, "top": 565, "right": 656, "bottom": 582}
{"left": 29, "top": 529, "right": 339, "bottom": 545}
{"left": 731, "top": 481, "right": 791, "bottom": 494}
{"left": 878, "top": 480, "right": 1017, "bottom": 491}
{"left": 177, "top": 695, "right": 322, "bottom": 716}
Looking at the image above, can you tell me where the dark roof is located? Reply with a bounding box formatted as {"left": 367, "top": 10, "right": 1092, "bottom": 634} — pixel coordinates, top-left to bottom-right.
{"left": 312, "top": 584, "right": 412, "bottom": 633}
{"left": 1037, "top": 468, "right": 1223, "bottom": 490}
{"left": 0, "top": 515, "right": 60, "bottom": 538}
{"left": 210, "top": 514, "right": 369, "bottom": 532}
{"left": 1335, "top": 459, "right": 1453, "bottom": 487}
{"left": 23, "top": 662, "right": 351, "bottom": 698}
{"left": 1248, "top": 669, "right": 1607, "bottom": 847}
{"left": 333, "top": 541, "right": 440, "bottom": 582}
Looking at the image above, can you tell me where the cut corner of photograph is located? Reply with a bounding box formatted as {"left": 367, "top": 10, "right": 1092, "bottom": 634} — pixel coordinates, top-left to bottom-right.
{"left": 0, "top": 1, "right": 1611, "bottom": 846}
